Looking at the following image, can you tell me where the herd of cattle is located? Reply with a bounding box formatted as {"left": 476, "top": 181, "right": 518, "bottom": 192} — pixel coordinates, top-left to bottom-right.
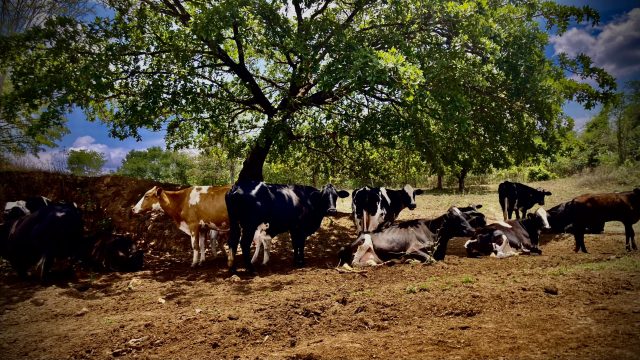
{"left": 1, "top": 180, "right": 639, "bottom": 280}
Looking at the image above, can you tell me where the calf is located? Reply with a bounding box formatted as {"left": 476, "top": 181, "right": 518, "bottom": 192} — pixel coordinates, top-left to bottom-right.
{"left": 85, "top": 233, "right": 144, "bottom": 272}
{"left": 132, "top": 185, "right": 232, "bottom": 267}
{"left": 351, "top": 185, "right": 424, "bottom": 233}
{"left": 226, "top": 182, "right": 349, "bottom": 273}
{"left": 339, "top": 207, "right": 475, "bottom": 266}
{"left": 498, "top": 181, "right": 551, "bottom": 220}
{"left": 560, "top": 189, "right": 640, "bottom": 253}
{"left": 465, "top": 207, "right": 551, "bottom": 258}
{"left": 3, "top": 203, "right": 84, "bottom": 279}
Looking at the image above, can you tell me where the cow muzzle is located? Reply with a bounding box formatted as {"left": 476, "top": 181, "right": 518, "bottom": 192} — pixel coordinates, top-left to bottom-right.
{"left": 327, "top": 208, "right": 337, "bottom": 215}
{"left": 408, "top": 204, "right": 417, "bottom": 210}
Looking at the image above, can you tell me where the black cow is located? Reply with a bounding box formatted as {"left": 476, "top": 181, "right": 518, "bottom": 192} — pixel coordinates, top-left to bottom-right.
{"left": 3, "top": 196, "right": 51, "bottom": 222}
{"left": 339, "top": 207, "right": 475, "bottom": 266}
{"left": 465, "top": 207, "right": 551, "bottom": 258}
{"left": 498, "top": 181, "right": 552, "bottom": 220}
{"left": 547, "top": 201, "right": 605, "bottom": 235}
{"left": 351, "top": 185, "right": 424, "bottom": 233}
{"left": 457, "top": 204, "right": 487, "bottom": 229}
{"left": 3, "top": 203, "right": 84, "bottom": 279}
{"left": 84, "top": 233, "right": 144, "bottom": 272}
{"left": 225, "top": 182, "right": 349, "bottom": 272}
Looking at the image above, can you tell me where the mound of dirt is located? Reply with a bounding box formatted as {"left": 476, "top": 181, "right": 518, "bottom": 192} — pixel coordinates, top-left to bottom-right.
{"left": 0, "top": 170, "right": 190, "bottom": 253}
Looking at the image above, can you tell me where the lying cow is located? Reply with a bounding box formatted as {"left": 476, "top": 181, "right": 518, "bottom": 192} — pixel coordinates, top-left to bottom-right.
{"left": 3, "top": 203, "right": 84, "bottom": 279}
{"left": 465, "top": 207, "right": 551, "bottom": 258}
{"left": 351, "top": 185, "right": 423, "bottom": 233}
{"left": 557, "top": 189, "right": 640, "bottom": 253}
{"left": 132, "top": 185, "right": 232, "bottom": 267}
{"left": 226, "top": 182, "right": 349, "bottom": 273}
{"left": 339, "top": 207, "right": 475, "bottom": 266}
{"left": 498, "top": 181, "right": 551, "bottom": 220}
{"left": 85, "top": 233, "right": 144, "bottom": 272}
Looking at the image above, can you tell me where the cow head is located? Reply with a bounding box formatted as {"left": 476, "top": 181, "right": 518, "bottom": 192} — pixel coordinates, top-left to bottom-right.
{"left": 352, "top": 187, "right": 386, "bottom": 233}
{"left": 457, "top": 204, "right": 486, "bottom": 228}
{"left": 318, "top": 184, "right": 349, "bottom": 216}
{"left": 441, "top": 207, "right": 476, "bottom": 238}
{"left": 528, "top": 207, "right": 551, "bottom": 230}
{"left": 132, "top": 186, "right": 164, "bottom": 214}
{"left": 91, "top": 234, "right": 144, "bottom": 272}
{"left": 401, "top": 184, "right": 423, "bottom": 210}
{"left": 533, "top": 188, "right": 552, "bottom": 206}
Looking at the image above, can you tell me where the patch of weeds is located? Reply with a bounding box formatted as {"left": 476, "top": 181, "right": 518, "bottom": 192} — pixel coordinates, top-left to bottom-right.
{"left": 102, "top": 317, "right": 115, "bottom": 325}
{"left": 405, "top": 282, "right": 430, "bottom": 294}
{"left": 352, "top": 289, "right": 374, "bottom": 297}
{"left": 461, "top": 275, "right": 475, "bottom": 285}
{"left": 548, "top": 266, "right": 569, "bottom": 276}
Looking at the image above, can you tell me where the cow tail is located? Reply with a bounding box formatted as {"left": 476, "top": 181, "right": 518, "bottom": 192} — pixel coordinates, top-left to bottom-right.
{"left": 503, "top": 197, "right": 509, "bottom": 221}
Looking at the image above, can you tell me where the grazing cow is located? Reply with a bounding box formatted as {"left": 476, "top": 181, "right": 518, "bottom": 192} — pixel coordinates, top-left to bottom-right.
{"left": 547, "top": 201, "right": 604, "bottom": 235}
{"left": 558, "top": 189, "right": 640, "bottom": 253}
{"left": 339, "top": 207, "right": 475, "bottom": 266}
{"left": 465, "top": 207, "right": 551, "bottom": 258}
{"left": 457, "top": 204, "right": 487, "bottom": 229}
{"left": 85, "top": 233, "right": 144, "bottom": 272}
{"left": 3, "top": 203, "right": 84, "bottom": 279}
{"left": 351, "top": 185, "right": 424, "bottom": 233}
{"left": 498, "top": 181, "right": 552, "bottom": 220}
{"left": 225, "top": 182, "right": 349, "bottom": 272}
{"left": 132, "top": 185, "right": 232, "bottom": 267}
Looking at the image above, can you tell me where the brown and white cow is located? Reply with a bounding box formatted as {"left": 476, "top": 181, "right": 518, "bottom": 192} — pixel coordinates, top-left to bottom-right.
{"left": 132, "top": 185, "right": 232, "bottom": 267}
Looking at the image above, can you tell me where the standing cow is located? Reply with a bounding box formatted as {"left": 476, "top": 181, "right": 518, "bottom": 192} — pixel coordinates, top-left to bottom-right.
{"left": 559, "top": 189, "right": 640, "bottom": 253}
{"left": 498, "top": 181, "right": 552, "bottom": 220}
{"left": 351, "top": 185, "right": 423, "bottom": 234}
{"left": 225, "top": 182, "right": 349, "bottom": 273}
{"left": 132, "top": 185, "right": 232, "bottom": 267}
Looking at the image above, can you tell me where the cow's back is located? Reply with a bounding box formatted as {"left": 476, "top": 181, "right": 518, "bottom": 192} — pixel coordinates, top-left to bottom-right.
{"left": 573, "top": 190, "right": 640, "bottom": 223}
{"left": 183, "top": 185, "right": 232, "bottom": 227}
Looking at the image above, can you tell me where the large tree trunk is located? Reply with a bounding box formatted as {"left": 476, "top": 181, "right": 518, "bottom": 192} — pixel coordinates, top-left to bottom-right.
{"left": 436, "top": 173, "right": 443, "bottom": 190}
{"left": 457, "top": 168, "right": 468, "bottom": 193}
{"left": 236, "top": 137, "right": 273, "bottom": 183}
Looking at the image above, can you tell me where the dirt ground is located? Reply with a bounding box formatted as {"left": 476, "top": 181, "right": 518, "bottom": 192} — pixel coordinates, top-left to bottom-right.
{"left": 1, "top": 172, "right": 640, "bottom": 359}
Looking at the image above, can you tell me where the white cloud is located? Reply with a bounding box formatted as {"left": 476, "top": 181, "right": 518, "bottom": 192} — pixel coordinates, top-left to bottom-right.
{"left": 69, "top": 135, "right": 128, "bottom": 171}
{"left": 550, "top": 8, "right": 640, "bottom": 80}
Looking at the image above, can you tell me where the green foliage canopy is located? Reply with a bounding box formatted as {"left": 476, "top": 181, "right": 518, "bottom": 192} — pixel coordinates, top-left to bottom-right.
{"left": 67, "top": 148, "right": 106, "bottom": 176}
{"left": 0, "top": 0, "right": 616, "bottom": 183}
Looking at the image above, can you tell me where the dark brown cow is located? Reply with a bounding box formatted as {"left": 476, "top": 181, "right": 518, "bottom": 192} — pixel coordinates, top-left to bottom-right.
{"left": 563, "top": 189, "right": 640, "bottom": 253}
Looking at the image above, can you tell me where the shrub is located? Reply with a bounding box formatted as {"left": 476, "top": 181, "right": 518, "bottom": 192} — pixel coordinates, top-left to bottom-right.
{"left": 527, "top": 165, "right": 555, "bottom": 181}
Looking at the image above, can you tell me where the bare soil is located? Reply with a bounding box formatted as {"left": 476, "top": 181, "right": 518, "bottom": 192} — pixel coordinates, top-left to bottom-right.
{"left": 1, "top": 171, "right": 639, "bottom": 359}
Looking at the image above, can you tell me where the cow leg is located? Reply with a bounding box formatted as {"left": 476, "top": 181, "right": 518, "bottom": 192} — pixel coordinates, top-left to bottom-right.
{"left": 216, "top": 231, "right": 231, "bottom": 264}
{"left": 624, "top": 223, "right": 636, "bottom": 251}
{"left": 291, "top": 232, "right": 306, "bottom": 267}
{"left": 239, "top": 228, "right": 256, "bottom": 274}
{"left": 227, "top": 222, "right": 241, "bottom": 272}
{"left": 573, "top": 230, "right": 588, "bottom": 253}
{"left": 198, "top": 230, "right": 207, "bottom": 265}
{"left": 208, "top": 229, "right": 219, "bottom": 258}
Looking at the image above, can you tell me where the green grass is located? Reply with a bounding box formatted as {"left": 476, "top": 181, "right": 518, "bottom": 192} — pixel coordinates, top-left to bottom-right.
{"left": 547, "top": 256, "right": 640, "bottom": 276}
{"left": 461, "top": 275, "right": 476, "bottom": 285}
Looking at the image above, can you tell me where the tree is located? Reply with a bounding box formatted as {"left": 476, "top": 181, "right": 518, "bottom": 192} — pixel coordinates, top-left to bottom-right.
{"left": 0, "top": 0, "right": 95, "bottom": 157}
{"left": 67, "top": 149, "right": 106, "bottom": 176}
{"left": 117, "top": 147, "right": 191, "bottom": 184}
{"left": 0, "top": 1, "right": 614, "bottom": 183}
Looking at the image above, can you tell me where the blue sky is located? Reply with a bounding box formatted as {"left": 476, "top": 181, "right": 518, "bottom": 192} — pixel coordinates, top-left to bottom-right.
{"left": 34, "top": 1, "right": 640, "bottom": 171}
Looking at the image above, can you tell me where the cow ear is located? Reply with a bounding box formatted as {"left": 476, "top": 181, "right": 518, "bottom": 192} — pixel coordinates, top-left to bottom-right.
{"left": 414, "top": 189, "right": 424, "bottom": 195}
{"left": 545, "top": 191, "right": 552, "bottom": 196}
{"left": 154, "top": 187, "right": 163, "bottom": 197}
{"left": 338, "top": 190, "right": 349, "bottom": 198}
{"left": 474, "top": 204, "right": 482, "bottom": 209}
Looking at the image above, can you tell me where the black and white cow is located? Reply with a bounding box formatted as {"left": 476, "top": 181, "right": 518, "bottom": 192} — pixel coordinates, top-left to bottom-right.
{"left": 351, "top": 185, "right": 424, "bottom": 233}
{"left": 465, "top": 207, "right": 551, "bottom": 258}
{"left": 339, "top": 207, "right": 475, "bottom": 266}
{"left": 498, "top": 181, "right": 552, "bottom": 220}
{"left": 457, "top": 204, "right": 487, "bottom": 229}
{"left": 225, "top": 182, "right": 349, "bottom": 273}
{"left": 3, "top": 196, "right": 51, "bottom": 222}
{"left": 3, "top": 203, "right": 84, "bottom": 279}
